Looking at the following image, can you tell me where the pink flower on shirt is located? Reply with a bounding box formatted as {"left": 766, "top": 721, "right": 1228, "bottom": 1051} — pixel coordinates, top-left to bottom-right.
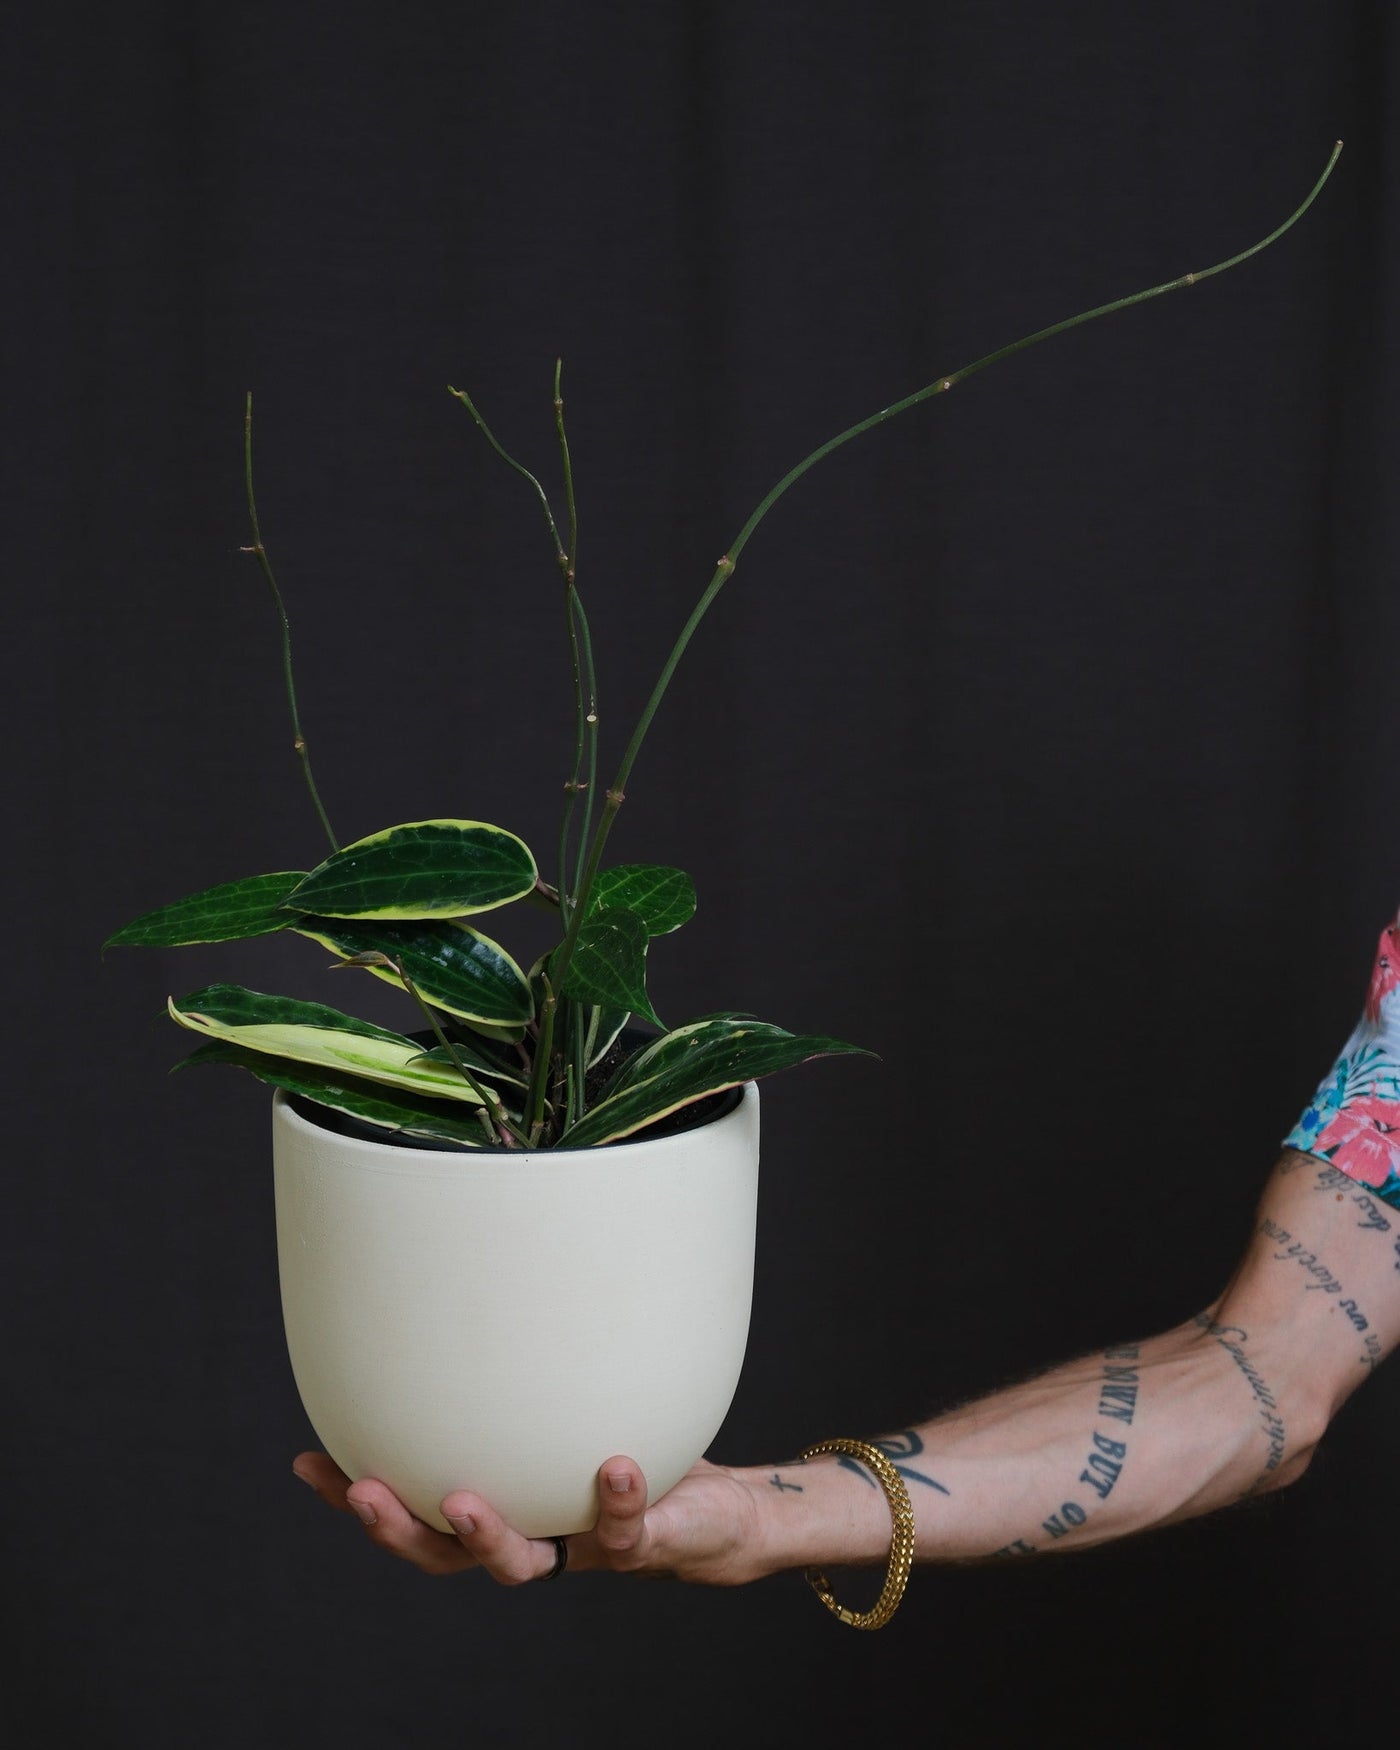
{"left": 1312, "top": 1095, "right": 1400, "bottom": 1187}
{"left": 1363, "top": 920, "right": 1400, "bottom": 1024}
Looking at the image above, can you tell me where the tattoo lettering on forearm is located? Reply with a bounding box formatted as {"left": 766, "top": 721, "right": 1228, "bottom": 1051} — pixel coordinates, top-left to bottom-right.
{"left": 989, "top": 1347, "right": 1142, "bottom": 1556}
{"left": 1193, "top": 1313, "right": 1287, "bottom": 1485}
{"left": 1258, "top": 1217, "right": 1372, "bottom": 1331}
{"left": 837, "top": 1429, "right": 951, "bottom": 1496}
{"left": 1362, "top": 1333, "right": 1383, "bottom": 1372}
{"left": 1079, "top": 1432, "right": 1128, "bottom": 1500}
{"left": 1313, "top": 1165, "right": 1393, "bottom": 1231}
{"left": 1039, "top": 1500, "right": 1088, "bottom": 1539}
{"left": 1098, "top": 1342, "right": 1140, "bottom": 1424}
{"left": 991, "top": 1490, "right": 1094, "bottom": 1557}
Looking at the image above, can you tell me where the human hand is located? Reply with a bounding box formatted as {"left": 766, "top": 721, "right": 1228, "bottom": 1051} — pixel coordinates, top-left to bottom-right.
{"left": 291, "top": 1450, "right": 772, "bottom": 1586}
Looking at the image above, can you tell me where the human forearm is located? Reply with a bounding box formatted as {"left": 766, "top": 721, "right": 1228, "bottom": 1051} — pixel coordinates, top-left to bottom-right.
{"left": 737, "top": 1147, "right": 1400, "bottom": 1579}
{"left": 734, "top": 1317, "right": 1301, "bottom": 1574}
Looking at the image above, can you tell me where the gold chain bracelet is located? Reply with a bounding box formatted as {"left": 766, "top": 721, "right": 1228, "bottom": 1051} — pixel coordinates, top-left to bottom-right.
{"left": 798, "top": 1438, "right": 916, "bottom": 1630}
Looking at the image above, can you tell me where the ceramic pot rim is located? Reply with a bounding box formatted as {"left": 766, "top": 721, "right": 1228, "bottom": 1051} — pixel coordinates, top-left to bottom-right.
{"left": 272, "top": 1079, "right": 756, "bottom": 1167}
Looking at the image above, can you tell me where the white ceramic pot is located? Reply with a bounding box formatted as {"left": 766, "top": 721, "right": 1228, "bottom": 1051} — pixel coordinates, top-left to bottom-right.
{"left": 272, "top": 1084, "right": 760, "bottom": 1536}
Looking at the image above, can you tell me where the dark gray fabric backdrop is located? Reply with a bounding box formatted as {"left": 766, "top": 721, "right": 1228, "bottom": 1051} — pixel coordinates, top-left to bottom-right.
{"left": 5, "top": 2, "right": 1397, "bottom": 1744}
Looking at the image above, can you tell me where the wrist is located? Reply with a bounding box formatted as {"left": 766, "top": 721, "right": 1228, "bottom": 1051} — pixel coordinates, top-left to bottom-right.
{"left": 737, "top": 1453, "right": 903, "bottom": 1579}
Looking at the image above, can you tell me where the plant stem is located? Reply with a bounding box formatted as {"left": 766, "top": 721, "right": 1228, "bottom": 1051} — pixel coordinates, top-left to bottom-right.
{"left": 552, "top": 359, "right": 595, "bottom": 923}
{"left": 449, "top": 374, "right": 601, "bottom": 905}
{"left": 557, "top": 360, "right": 602, "bottom": 907}
{"left": 448, "top": 383, "right": 567, "bottom": 558}
{"left": 241, "top": 395, "right": 338, "bottom": 852}
{"left": 570, "top": 998, "right": 588, "bottom": 1127}
{"left": 524, "top": 972, "right": 558, "bottom": 1142}
{"left": 551, "top": 141, "right": 1344, "bottom": 987}
{"left": 569, "top": 595, "right": 600, "bottom": 897}
{"left": 554, "top": 358, "right": 580, "bottom": 581}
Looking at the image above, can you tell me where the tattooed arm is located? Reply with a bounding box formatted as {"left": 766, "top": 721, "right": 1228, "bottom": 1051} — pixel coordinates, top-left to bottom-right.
{"left": 786, "top": 1148, "right": 1400, "bottom": 1569}
{"left": 292, "top": 1146, "right": 1400, "bottom": 1583}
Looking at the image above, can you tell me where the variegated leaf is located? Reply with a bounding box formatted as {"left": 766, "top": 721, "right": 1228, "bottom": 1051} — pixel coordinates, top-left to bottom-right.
{"left": 296, "top": 916, "right": 532, "bottom": 1029}
{"left": 177, "top": 1042, "right": 497, "bottom": 1147}
{"left": 285, "top": 820, "right": 537, "bottom": 920}
{"left": 105, "top": 872, "right": 308, "bottom": 948}
{"left": 167, "top": 985, "right": 487, "bottom": 1103}
{"left": 560, "top": 1018, "right": 871, "bottom": 1147}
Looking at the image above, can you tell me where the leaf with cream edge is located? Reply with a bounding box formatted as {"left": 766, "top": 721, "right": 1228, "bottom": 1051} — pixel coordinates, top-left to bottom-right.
{"left": 295, "top": 916, "right": 533, "bottom": 1032}
{"left": 559, "top": 1018, "right": 874, "bottom": 1147}
{"left": 285, "top": 820, "right": 538, "bottom": 920}
{"left": 167, "top": 985, "right": 491, "bottom": 1104}
{"left": 176, "top": 1042, "right": 498, "bottom": 1146}
{"left": 105, "top": 872, "right": 309, "bottom": 947}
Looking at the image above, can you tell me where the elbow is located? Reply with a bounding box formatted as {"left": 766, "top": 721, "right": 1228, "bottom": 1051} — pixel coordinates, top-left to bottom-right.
{"left": 1248, "top": 1396, "right": 1330, "bottom": 1498}
{"left": 1252, "top": 1437, "right": 1318, "bottom": 1496}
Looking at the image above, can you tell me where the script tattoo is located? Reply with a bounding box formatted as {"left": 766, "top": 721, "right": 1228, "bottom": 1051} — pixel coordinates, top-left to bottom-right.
{"left": 990, "top": 1344, "right": 1139, "bottom": 1556}
{"left": 1193, "top": 1313, "right": 1286, "bottom": 1487}
{"left": 837, "top": 1430, "right": 950, "bottom": 1495}
{"left": 1258, "top": 1216, "right": 1373, "bottom": 1340}
{"left": 1311, "top": 1164, "right": 1392, "bottom": 1232}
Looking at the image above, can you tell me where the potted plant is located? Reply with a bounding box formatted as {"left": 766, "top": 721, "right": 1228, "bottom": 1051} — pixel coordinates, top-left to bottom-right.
{"left": 106, "top": 147, "right": 1341, "bottom": 1537}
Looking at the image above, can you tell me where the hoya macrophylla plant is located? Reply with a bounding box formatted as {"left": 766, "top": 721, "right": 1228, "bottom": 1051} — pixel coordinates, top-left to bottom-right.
{"left": 107, "top": 146, "right": 1342, "bottom": 1150}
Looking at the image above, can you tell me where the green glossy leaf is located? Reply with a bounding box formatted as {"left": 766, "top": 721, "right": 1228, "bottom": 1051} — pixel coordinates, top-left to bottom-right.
{"left": 296, "top": 917, "right": 533, "bottom": 1028}
{"left": 177, "top": 1043, "right": 496, "bottom": 1147}
{"left": 560, "top": 1018, "right": 873, "bottom": 1147}
{"left": 167, "top": 985, "right": 487, "bottom": 1103}
{"left": 589, "top": 865, "right": 696, "bottom": 936}
{"left": 285, "top": 820, "right": 538, "bottom": 920}
{"left": 558, "top": 907, "right": 660, "bottom": 1028}
{"left": 105, "top": 872, "right": 308, "bottom": 948}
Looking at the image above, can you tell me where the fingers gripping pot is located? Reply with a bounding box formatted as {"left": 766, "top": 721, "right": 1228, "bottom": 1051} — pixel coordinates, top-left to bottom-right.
{"left": 272, "top": 1083, "right": 760, "bottom": 1536}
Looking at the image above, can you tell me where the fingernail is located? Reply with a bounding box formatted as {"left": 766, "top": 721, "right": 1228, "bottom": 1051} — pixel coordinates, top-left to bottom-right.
{"left": 349, "top": 1499, "right": 378, "bottom": 1527}
{"left": 605, "top": 1470, "right": 632, "bottom": 1494}
{"left": 447, "top": 1512, "right": 477, "bottom": 1535}
{"left": 293, "top": 1469, "right": 319, "bottom": 1493}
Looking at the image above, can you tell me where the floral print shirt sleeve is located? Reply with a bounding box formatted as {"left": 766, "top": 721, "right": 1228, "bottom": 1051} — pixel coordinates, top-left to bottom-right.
{"left": 1285, "top": 917, "right": 1400, "bottom": 1210}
